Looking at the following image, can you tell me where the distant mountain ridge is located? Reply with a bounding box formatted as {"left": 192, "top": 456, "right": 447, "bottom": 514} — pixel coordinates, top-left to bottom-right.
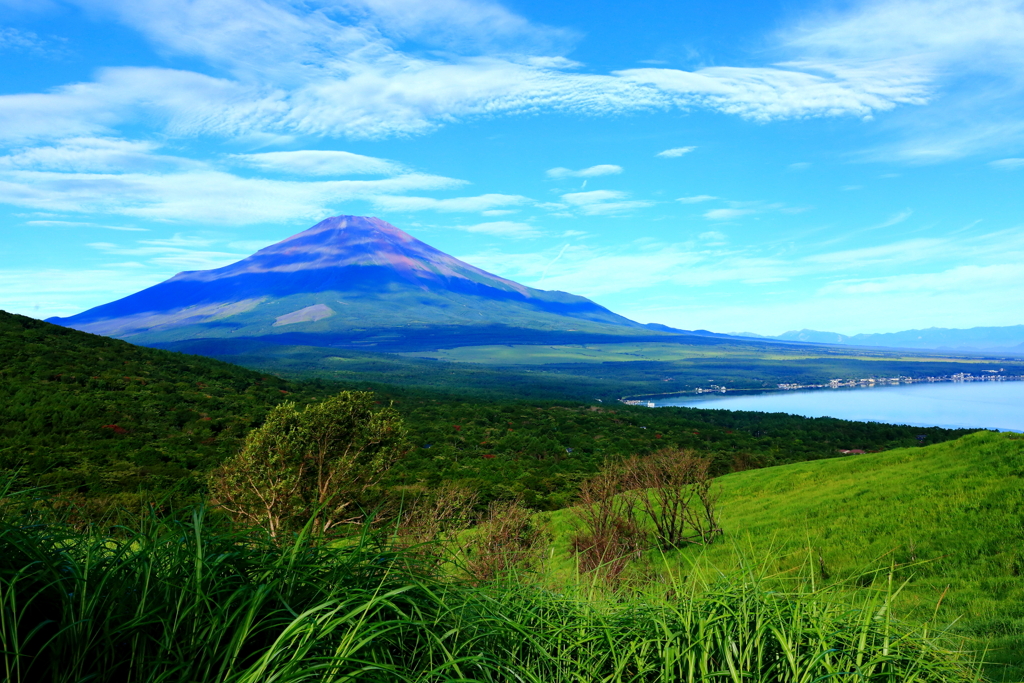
{"left": 733, "top": 326, "right": 1024, "bottom": 353}
{"left": 49, "top": 216, "right": 673, "bottom": 350}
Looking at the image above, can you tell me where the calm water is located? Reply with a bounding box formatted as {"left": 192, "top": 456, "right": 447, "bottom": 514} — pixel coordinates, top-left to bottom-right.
{"left": 652, "top": 381, "right": 1024, "bottom": 432}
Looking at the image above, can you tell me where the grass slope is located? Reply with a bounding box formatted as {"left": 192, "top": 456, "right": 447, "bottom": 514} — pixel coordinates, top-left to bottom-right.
{"left": 1, "top": 499, "right": 981, "bottom": 682}
{"left": 544, "top": 431, "right": 1024, "bottom": 679}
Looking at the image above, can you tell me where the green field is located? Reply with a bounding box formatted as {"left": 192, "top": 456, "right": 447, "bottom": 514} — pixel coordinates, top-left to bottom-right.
{"left": 173, "top": 335, "right": 1024, "bottom": 403}
{"left": 539, "top": 431, "right": 1024, "bottom": 680}
{"left": 400, "top": 340, "right": 1000, "bottom": 366}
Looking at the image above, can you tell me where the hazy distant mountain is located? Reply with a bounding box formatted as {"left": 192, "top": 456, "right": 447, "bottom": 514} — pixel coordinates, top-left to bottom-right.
{"left": 49, "top": 216, "right": 664, "bottom": 350}
{"left": 730, "top": 326, "right": 1024, "bottom": 353}
{"left": 774, "top": 329, "right": 852, "bottom": 344}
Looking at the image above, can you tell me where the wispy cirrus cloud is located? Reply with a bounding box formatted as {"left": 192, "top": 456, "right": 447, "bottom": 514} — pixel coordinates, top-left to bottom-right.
{"left": 447, "top": 220, "right": 541, "bottom": 238}
{"left": 369, "top": 193, "right": 530, "bottom": 213}
{"left": 989, "top": 157, "right": 1024, "bottom": 170}
{"left": 782, "top": 0, "right": 1024, "bottom": 162}
{"left": 0, "top": 166, "right": 465, "bottom": 224}
{"left": 0, "top": 27, "right": 48, "bottom": 53}
{"left": 703, "top": 208, "right": 754, "bottom": 221}
{"left": 230, "top": 150, "right": 403, "bottom": 176}
{"left": 0, "top": 137, "right": 197, "bottom": 173}
{"left": 87, "top": 236, "right": 249, "bottom": 270}
{"left": 458, "top": 225, "right": 1024, "bottom": 304}
{"left": 25, "top": 219, "right": 147, "bottom": 231}
{"left": 656, "top": 146, "right": 695, "bottom": 158}
{"left": 0, "top": 0, "right": 953, "bottom": 148}
{"left": 560, "top": 189, "right": 654, "bottom": 215}
{"left": 545, "top": 164, "right": 622, "bottom": 179}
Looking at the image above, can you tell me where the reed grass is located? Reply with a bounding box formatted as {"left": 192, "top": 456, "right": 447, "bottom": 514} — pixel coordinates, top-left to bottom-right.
{"left": 0, "top": 496, "right": 982, "bottom": 683}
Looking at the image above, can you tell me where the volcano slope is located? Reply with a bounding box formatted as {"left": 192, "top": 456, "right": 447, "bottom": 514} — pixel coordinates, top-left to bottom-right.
{"left": 48, "top": 216, "right": 663, "bottom": 351}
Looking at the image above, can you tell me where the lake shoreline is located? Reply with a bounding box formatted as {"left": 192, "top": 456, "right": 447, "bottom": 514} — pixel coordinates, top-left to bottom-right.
{"left": 633, "top": 380, "right": 1024, "bottom": 433}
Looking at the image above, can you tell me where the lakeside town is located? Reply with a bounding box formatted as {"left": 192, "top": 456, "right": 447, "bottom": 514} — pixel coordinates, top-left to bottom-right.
{"left": 620, "top": 372, "right": 1024, "bottom": 406}
{"left": 776, "top": 371, "right": 1024, "bottom": 391}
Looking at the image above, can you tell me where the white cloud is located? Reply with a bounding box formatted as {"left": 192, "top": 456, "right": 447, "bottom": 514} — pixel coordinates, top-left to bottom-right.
{"left": 0, "top": 137, "right": 194, "bottom": 173}
{"left": 819, "top": 263, "right": 1024, "bottom": 296}
{"left": 703, "top": 208, "right": 754, "bottom": 220}
{"left": 990, "top": 157, "right": 1024, "bottom": 170}
{"left": 545, "top": 164, "right": 623, "bottom": 179}
{"left": 788, "top": 162, "right": 811, "bottom": 171}
{"left": 0, "top": 27, "right": 46, "bottom": 53}
{"left": 25, "top": 219, "right": 147, "bottom": 231}
{"left": 370, "top": 193, "right": 530, "bottom": 213}
{"left": 87, "top": 239, "right": 249, "bottom": 270}
{"left": 615, "top": 63, "right": 929, "bottom": 122}
{"left": 456, "top": 226, "right": 1024, "bottom": 309}
{"left": 866, "top": 209, "right": 913, "bottom": 231}
{"left": 0, "top": 0, "right": 952, "bottom": 148}
{"left": 676, "top": 195, "right": 716, "bottom": 204}
{"left": 698, "top": 230, "right": 727, "bottom": 244}
{"left": 231, "top": 150, "right": 403, "bottom": 176}
{"left": 560, "top": 189, "right": 654, "bottom": 215}
{"left": 561, "top": 190, "right": 625, "bottom": 205}
{"left": 781, "top": 0, "right": 1024, "bottom": 162}
{"left": 0, "top": 167, "right": 464, "bottom": 224}
{"left": 449, "top": 220, "right": 541, "bottom": 238}
{"left": 656, "top": 146, "right": 695, "bottom": 158}
{"left": 806, "top": 237, "right": 948, "bottom": 266}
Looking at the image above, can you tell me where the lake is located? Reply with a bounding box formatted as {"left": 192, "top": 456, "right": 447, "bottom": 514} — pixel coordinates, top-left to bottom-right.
{"left": 652, "top": 381, "right": 1024, "bottom": 432}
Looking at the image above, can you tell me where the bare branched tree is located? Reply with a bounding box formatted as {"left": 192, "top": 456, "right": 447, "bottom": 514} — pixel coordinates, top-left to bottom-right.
{"left": 629, "top": 449, "right": 722, "bottom": 548}
{"left": 466, "top": 497, "right": 542, "bottom": 582}
{"left": 396, "top": 482, "right": 479, "bottom": 560}
{"left": 570, "top": 449, "right": 723, "bottom": 579}
{"left": 571, "top": 465, "right": 645, "bottom": 580}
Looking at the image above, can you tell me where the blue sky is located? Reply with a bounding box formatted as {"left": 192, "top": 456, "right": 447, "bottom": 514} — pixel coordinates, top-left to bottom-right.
{"left": 2, "top": 0, "right": 1023, "bottom": 335}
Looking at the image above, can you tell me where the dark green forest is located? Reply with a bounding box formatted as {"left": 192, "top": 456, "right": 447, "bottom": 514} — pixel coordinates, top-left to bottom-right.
{"left": 0, "top": 311, "right": 975, "bottom": 514}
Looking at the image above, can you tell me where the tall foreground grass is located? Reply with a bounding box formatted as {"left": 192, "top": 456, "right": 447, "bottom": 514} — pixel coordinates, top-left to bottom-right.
{"left": 0, "top": 502, "right": 982, "bottom": 683}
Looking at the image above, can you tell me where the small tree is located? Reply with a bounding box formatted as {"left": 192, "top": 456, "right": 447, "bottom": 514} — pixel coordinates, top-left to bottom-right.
{"left": 466, "top": 497, "right": 543, "bottom": 582}
{"left": 210, "top": 391, "right": 405, "bottom": 539}
{"left": 571, "top": 465, "right": 645, "bottom": 579}
{"left": 630, "top": 449, "right": 722, "bottom": 548}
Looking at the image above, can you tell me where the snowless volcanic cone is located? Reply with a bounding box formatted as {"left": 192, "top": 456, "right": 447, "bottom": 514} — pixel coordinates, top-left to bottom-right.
{"left": 49, "top": 216, "right": 646, "bottom": 347}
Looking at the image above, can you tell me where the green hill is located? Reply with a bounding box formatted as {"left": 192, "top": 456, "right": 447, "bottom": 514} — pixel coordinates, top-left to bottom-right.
{"left": 543, "top": 431, "right": 1024, "bottom": 679}
{"left": 0, "top": 310, "right": 318, "bottom": 511}
{"left": 0, "top": 309, "right": 978, "bottom": 515}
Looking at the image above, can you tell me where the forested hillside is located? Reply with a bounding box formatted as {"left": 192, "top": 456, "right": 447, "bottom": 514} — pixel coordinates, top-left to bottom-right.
{"left": 393, "top": 400, "right": 973, "bottom": 509}
{"left": 1, "top": 311, "right": 976, "bottom": 514}
{"left": 0, "top": 311, "right": 318, "bottom": 509}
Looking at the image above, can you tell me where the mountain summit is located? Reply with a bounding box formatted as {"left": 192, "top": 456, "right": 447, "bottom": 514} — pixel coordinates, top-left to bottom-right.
{"left": 50, "top": 216, "right": 650, "bottom": 349}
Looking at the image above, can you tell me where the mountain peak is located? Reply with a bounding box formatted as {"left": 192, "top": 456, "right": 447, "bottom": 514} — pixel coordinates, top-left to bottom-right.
{"left": 171, "top": 215, "right": 529, "bottom": 296}
{"left": 49, "top": 215, "right": 648, "bottom": 347}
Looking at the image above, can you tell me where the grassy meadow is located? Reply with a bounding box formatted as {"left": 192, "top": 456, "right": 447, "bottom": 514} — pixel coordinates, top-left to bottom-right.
{"left": 0, "top": 490, "right": 986, "bottom": 683}
{"left": 537, "top": 431, "right": 1024, "bottom": 680}
{"left": 399, "top": 340, "right": 1003, "bottom": 366}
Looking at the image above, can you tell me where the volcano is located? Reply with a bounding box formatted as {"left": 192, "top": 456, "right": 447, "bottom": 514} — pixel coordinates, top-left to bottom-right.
{"left": 49, "top": 216, "right": 656, "bottom": 350}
